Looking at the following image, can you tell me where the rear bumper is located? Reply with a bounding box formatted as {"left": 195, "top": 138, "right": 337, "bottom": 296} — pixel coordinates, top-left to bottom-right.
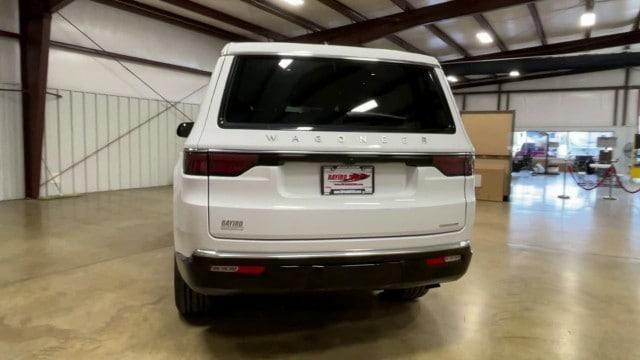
{"left": 176, "top": 243, "right": 472, "bottom": 295}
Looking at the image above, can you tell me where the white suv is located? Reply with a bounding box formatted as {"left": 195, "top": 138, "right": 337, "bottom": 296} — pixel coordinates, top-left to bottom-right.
{"left": 173, "top": 43, "right": 475, "bottom": 315}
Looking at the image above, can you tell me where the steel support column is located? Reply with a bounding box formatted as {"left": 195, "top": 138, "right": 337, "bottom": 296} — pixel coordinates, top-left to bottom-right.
{"left": 19, "top": 1, "right": 54, "bottom": 199}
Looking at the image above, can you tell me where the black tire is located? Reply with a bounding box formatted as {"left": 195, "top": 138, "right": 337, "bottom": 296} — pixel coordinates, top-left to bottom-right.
{"left": 174, "top": 260, "right": 209, "bottom": 316}
{"left": 380, "top": 286, "right": 430, "bottom": 301}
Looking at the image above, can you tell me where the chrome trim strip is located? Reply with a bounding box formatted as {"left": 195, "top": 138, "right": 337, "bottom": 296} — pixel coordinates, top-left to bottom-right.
{"left": 185, "top": 148, "right": 474, "bottom": 156}
{"left": 191, "top": 241, "right": 470, "bottom": 260}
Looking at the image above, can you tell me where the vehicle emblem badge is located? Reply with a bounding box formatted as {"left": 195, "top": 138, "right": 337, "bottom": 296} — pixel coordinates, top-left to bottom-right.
{"left": 221, "top": 220, "right": 244, "bottom": 231}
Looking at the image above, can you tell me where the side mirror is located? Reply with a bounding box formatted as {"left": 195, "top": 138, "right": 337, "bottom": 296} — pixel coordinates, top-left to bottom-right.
{"left": 177, "top": 122, "right": 194, "bottom": 138}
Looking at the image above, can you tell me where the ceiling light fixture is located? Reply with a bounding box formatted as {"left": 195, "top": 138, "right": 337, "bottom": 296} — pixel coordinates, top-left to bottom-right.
{"left": 278, "top": 58, "right": 293, "bottom": 69}
{"left": 476, "top": 31, "right": 493, "bottom": 44}
{"left": 446, "top": 75, "right": 459, "bottom": 83}
{"left": 580, "top": 12, "right": 596, "bottom": 27}
{"left": 351, "top": 99, "right": 378, "bottom": 113}
{"left": 284, "top": 0, "right": 304, "bottom": 6}
{"left": 509, "top": 70, "right": 521, "bottom": 77}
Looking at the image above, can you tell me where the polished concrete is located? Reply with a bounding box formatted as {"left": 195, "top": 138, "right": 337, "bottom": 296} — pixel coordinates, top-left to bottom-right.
{"left": 1, "top": 174, "right": 639, "bottom": 359}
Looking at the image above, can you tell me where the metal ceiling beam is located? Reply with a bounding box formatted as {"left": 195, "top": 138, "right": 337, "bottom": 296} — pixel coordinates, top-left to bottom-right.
{"left": 316, "top": 0, "right": 425, "bottom": 54}
{"left": 389, "top": 0, "right": 470, "bottom": 57}
{"left": 446, "top": 30, "right": 640, "bottom": 62}
{"left": 452, "top": 65, "right": 628, "bottom": 90}
{"left": 444, "top": 52, "right": 640, "bottom": 76}
{"left": 292, "top": 0, "right": 535, "bottom": 45}
{"left": 48, "top": 0, "right": 75, "bottom": 12}
{"left": 0, "top": 29, "right": 20, "bottom": 39}
{"left": 51, "top": 40, "right": 212, "bottom": 76}
{"left": 90, "top": 0, "right": 250, "bottom": 41}
{"left": 318, "top": 0, "right": 365, "bottom": 22}
{"left": 426, "top": 24, "right": 471, "bottom": 58}
{"left": 0, "top": 29, "right": 211, "bottom": 76}
{"left": 584, "top": 0, "right": 594, "bottom": 39}
{"left": 239, "top": 0, "right": 324, "bottom": 32}
{"left": 473, "top": 13, "right": 508, "bottom": 51}
{"left": 159, "top": 0, "right": 285, "bottom": 40}
{"left": 527, "top": 3, "right": 546, "bottom": 45}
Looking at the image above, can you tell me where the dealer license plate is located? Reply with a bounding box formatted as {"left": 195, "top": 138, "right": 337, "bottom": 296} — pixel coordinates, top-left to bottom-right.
{"left": 321, "top": 165, "right": 374, "bottom": 195}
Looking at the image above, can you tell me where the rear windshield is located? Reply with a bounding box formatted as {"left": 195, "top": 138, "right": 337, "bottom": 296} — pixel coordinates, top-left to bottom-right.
{"left": 218, "top": 55, "right": 456, "bottom": 134}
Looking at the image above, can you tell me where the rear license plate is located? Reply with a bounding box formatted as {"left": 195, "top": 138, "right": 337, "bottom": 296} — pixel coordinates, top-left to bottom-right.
{"left": 321, "top": 165, "right": 374, "bottom": 195}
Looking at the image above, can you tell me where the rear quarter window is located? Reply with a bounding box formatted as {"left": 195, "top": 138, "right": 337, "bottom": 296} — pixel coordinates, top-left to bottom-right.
{"left": 218, "top": 55, "right": 456, "bottom": 134}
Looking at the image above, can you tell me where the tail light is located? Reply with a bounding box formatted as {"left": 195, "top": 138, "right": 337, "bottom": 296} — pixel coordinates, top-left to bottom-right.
{"left": 432, "top": 155, "right": 474, "bottom": 176}
{"left": 426, "top": 255, "right": 462, "bottom": 266}
{"left": 183, "top": 151, "right": 208, "bottom": 176}
{"left": 209, "top": 265, "right": 266, "bottom": 275}
{"left": 184, "top": 151, "right": 474, "bottom": 177}
{"left": 184, "top": 151, "right": 258, "bottom": 176}
{"left": 210, "top": 153, "right": 258, "bottom": 176}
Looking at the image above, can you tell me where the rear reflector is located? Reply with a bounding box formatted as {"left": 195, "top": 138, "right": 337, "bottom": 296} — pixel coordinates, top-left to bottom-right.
{"left": 425, "top": 255, "right": 462, "bottom": 266}
{"left": 210, "top": 265, "right": 266, "bottom": 275}
{"left": 184, "top": 151, "right": 258, "bottom": 176}
{"left": 432, "top": 155, "right": 474, "bottom": 176}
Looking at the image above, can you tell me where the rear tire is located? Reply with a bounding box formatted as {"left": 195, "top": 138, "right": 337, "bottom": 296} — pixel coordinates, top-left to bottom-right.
{"left": 174, "top": 260, "right": 209, "bottom": 316}
{"left": 380, "top": 286, "right": 430, "bottom": 301}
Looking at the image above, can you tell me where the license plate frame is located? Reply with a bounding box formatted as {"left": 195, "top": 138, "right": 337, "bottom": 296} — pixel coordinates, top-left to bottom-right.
{"left": 321, "top": 165, "right": 374, "bottom": 195}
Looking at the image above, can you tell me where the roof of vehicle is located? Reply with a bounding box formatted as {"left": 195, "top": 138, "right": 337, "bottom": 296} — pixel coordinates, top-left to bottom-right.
{"left": 221, "top": 42, "right": 440, "bottom": 67}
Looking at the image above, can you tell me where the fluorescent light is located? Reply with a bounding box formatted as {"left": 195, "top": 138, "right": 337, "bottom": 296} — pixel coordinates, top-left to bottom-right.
{"left": 296, "top": 126, "right": 313, "bottom": 131}
{"left": 446, "top": 75, "right": 459, "bottom": 83}
{"left": 284, "top": 0, "right": 304, "bottom": 6}
{"left": 278, "top": 58, "right": 293, "bottom": 69}
{"left": 476, "top": 31, "right": 493, "bottom": 44}
{"left": 351, "top": 99, "right": 378, "bottom": 113}
{"left": 509, "top": 70, "right": 521, "bottom": 77}
{"left": 580, "top": 12, "right": 596, "bottom": 27}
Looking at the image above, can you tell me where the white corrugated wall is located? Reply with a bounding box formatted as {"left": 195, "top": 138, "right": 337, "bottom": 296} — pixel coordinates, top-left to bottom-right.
{"left": 39, "top": 89, "right": 198, "bottom": 197}
{"left": 0, "top": 83, "right": 24, "bottom": 200}
{"left": 0, "top": 0, "right": 222, "bottom": 201}
{"left": 0, "top": 0, "right": 23, "bottom": 201}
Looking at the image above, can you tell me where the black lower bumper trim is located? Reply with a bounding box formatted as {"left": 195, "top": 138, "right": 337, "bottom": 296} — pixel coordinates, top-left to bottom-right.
{"left": 176, "top": 245, "right": 471, "bottom": 294}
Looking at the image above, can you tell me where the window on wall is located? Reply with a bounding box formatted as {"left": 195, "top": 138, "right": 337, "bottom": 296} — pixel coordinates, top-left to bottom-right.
{"left": 512, "top": 131, "right": 614, "bottom": 159}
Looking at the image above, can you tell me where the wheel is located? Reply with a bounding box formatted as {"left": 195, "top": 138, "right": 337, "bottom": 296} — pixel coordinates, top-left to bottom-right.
{"left": 174, "top": 260, "right": 209, "bottom": 316}
{"left": 380, "top": 286, "right": 430, "bottom": 301}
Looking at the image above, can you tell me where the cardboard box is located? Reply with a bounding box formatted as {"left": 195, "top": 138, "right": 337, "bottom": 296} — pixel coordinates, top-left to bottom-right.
{"left": 475, "top": 159, "right": 510, "bottom": 201}
{"left": 461, "top": 112, "right": 514, "bottom": 156}
{"left": 475, "top": 168, "right": 505, "bottom": 201}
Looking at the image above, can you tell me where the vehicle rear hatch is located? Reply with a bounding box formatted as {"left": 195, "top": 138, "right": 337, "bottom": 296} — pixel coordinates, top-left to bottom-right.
{"left": 194, "top": 52, "right": 473, "bottom": 240}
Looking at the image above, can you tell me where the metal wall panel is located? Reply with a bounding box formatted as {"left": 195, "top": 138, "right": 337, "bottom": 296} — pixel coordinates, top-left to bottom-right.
{"left": 509, "top": 91, "right": 615, "bottom": 129}
{"left": 0, "top": 83, "right": 24, "bottom": 201}
{"left": 39, "top": 88, "right": 198, "bottom": 197}
{"left": 465, "top": 94, "right": 500, "bottom": 111}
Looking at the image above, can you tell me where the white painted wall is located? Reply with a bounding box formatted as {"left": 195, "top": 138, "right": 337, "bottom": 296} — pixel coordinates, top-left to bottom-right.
{"left": 508, "top": 91, "right": 616, "bottom": 128}
{"left": 40, "top": 89, "right": 198, "bottom": 197}
{"left": 0, "top": 0, "right": 23, "bottom": 201}
{"left": 49, "top": 0, "right": 224, "bottom": 103}
{"left": 37, "top": 0, "right": 229, "bottom": 197}
{"left": 1, "top": 0, "right": 229, "bottom": 200}
{"left": 456, "top": 69, "right": 640, "bottom": 169}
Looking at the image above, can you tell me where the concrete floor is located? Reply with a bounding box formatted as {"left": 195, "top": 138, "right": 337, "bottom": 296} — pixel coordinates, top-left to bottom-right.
{"left": 1, "top": 174, "right": 639, "bottom": 359}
